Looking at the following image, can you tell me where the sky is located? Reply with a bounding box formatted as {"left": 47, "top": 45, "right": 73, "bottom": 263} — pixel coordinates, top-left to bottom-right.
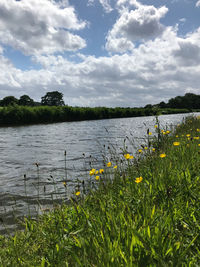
{"left": 0, "top": 0, "right": 200, "bottom": 107}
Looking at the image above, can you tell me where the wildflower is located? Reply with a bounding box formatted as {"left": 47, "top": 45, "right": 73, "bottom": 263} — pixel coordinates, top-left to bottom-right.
{"left": 138, "top": 149, "right": 143, "bottom": 153}
{"left": 154, "top": 125, "right": 158, "bottom": 128}
{"left": 160, "top": 153, "right": 166, "bottom": 158}
{"left": 144, "top": 147, "right": 148, "bottom": 150}
{"left": 173, "top": 142, "right": 180, "bottom": 146}
{"left": 148, "top": 132, "right": 152, "bottom": 135}
{"left": 194, "top": 137, "right": 200, "bottom": 140}
{"left": 95, "top": 170, "right": 99, "bottom": 175}
{"left": 63, "top": 181, "right": 67, "bottom": 187}
{"left": 95, "top": 176, "right": 100, "bottom": 180}
{"left": 113, "top": 165, "right": 117, "bottom": 169}
{"left": 89, "top": 169, "right": 96, "bottom": 176}
{"left": 186, "top": 134, "right": 190, "bottom": 137}
{"left": 75, "top": 191, "right": 80, "bottom": 196}
{"left": 166, "top": 130, "right": 170, "bottom": 134}
{"left": 176, "top": 135, "right": 178, "bottom": 138}
{"left": 135, "top": 176, "right": 143, "bottom": 183}
{"left": 124, "top": 154, "right": 131, "bottom": 159}
{"left": 130, "top": 155, "right": 134, "bottom": 159}
{"left": 152, "top": 148, "right": 156, "bottom": 152}
{"left": 197, "top": 128, "right": 200, "bottom": 132}
{"left": 107, "top": 162, "right": 112, "bottom": 167}
{"left": 99, "top": 169, "right": 104, "bottom": 174}
{"left": 198, "top": 144, "right": 200, "bottom": 147}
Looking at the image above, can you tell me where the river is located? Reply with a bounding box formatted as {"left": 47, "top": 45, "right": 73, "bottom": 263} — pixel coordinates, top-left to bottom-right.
{"left": 0, "top": 112, "right": 198, "bottom": 233}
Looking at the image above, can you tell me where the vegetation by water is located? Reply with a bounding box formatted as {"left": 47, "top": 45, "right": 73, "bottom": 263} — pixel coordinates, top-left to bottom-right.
{"left": 0, "top": 104, "right": 192, "bottom": 126}
{"left": 0, "top": 115, "right": 200, "bottom": 266}
{"left": 1, "top": 91, "right": 200, "bottom": 125}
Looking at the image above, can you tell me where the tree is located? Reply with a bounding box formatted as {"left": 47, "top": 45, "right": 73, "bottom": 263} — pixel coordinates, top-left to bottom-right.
{"left": 41, "top": 91, "right": 65, "bottom": 106}
{"left": 0, "top": 96, "right": 18, "bottom": 106}
{"left": 158, "top": 101, "right": 167, "bottom": 108}
{"left": 19, "top": 95, "right": 34, "bottom": 106}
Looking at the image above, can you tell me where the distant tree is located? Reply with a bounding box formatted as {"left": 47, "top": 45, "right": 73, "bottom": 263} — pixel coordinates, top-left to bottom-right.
{"left": 41, "top": 91, "right": 65, "bottom": 106}
{"left": 144, "top": 104, "right": 153, "bottom": 109}
{"left": 19, "top": 95, "right": 34, "bottom": 106}
{"left": 0, "top": 96, "right": 18, "bottom": 106}
{"left": 158, "top": 101, "right": 167, "bottom": 108}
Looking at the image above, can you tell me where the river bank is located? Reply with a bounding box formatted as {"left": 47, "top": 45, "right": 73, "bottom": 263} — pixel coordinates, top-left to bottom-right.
{"left": 1, "top": 115, "right": 200, "bottom": 265}
{"left": 0, "top": 105, "right": 194, "bottom": 126}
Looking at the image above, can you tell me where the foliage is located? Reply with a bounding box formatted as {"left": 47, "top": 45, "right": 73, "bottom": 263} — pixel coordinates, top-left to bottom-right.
{"left": 18, "top": 95, "right": 34, "bottom": 106}
{"left": 1, "top": 116, "right": 200, "bottom": 265}
{"left": 41, "top": 91, "right": 65, "bottom": 106}
{"left": 0, "top": 96, "right": 18, "bottom": 106}
{"left": 158, "top": 93, "right": 200, "bottom": 109}
{"left": 0, "top": 105, "right": 190, "bottom": 126}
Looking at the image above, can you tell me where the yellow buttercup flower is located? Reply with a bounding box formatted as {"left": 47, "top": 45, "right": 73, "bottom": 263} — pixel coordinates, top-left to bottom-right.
{"left": 130, "top": 155, "right": 134, "bottom": 159}
{"left": 113, "top": 165, "right": 117, "bottom": 169}
{"left": 124, "top": 154, "right": 133, "bottom": 159}
{"left": 107, "top": 162, "right": 112, "bottom": 167}
{"left": 99, "top": 169, "right": 104, "bottom": 174}
{"left": 75, "top": 191, "right": 80, "bottom": 196}
{"left": 148, "top": 132, "right": 152, "bottom": 135}
{"left": 186, "top": 134, "right": 190, "bottom": 137}
{"left": 166, "top": 130, "right": 170, "bottom": 134}
{"left": 198, "top": 144, "right": 200, "bottom": 147}
{"left": 144, "top": 147, "right": 148, "bottom": 150}
{"left": 176, "top": 135, "right": 178, "bottom": 138}
{"left": 95, "top": 176, "right": 100, "bottom": 180}
{"left": 95, "top": 170, "right": 99, "bottom": 175}
{"left": 194, "top": 137, "right": 200, "bottom": 140}
{"left": 63, "top": 181, "right": 67, "bottom": 187}
{"left": 154, "top": 125, "right": 158, "bottom": 128}
{"left": 124, "top": 153, "right": 130, "bottom": 159}
{"left": 160, "top": 153, "right": 166, "bottom": 158}
{"left": 89, "top": 169, "right": 96, "bottom": 176}
{"left": 152, "top": 148, "right": 155, "bottom": 152}
{"left": 138, "top": 149, "right": 143, "bottom": 153}
{"left": 135, "top": 176, "right": 143, "bottom": 183}
{"left": 173, "top": 142, "right": 180, "bottom": 146}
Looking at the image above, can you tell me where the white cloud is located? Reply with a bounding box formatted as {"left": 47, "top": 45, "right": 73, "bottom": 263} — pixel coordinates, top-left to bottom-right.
{"left": 88, "top": 0, "right": 113, "bottom": 12}
{"left": 1, "top": 24, "right": 200, "bottom": 107}
{"left": 0, "top": 0, "right": 87, "bottom": 55}
{"left": 196, "top": 0, "right": 200, "bottom": 7}
{"left": 99, "top": 0, "right": 113, "bottom": 13}
{"left": 106, "top": 0, "right": 168, "bottom": 53}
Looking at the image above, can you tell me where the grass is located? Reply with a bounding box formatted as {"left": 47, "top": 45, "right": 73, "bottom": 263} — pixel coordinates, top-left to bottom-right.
{"left": 1, "top": 115, "right": 200, "bottom": 266}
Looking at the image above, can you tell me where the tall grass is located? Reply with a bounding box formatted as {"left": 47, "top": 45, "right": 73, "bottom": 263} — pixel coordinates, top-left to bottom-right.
{"left": 0, "top": 115, "right": 200, "bottom": 266}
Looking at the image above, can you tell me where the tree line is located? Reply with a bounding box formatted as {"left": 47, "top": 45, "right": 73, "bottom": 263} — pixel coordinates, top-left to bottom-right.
{"left": 0, "top": 91, "right": 199, "bottom": 125}
{"left": 1, "top": 92, "right": 200, "bottom": 110}
{"left": 145, "top": 93, "right": 200, "bottom": 110}
{"left": 0, "top": 91, "right": 65, "bottom": 107}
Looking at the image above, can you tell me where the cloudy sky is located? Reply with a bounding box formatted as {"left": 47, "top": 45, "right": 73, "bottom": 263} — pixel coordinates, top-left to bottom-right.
{"left": 0, "top": 0, "right": 200, "bottom": 107}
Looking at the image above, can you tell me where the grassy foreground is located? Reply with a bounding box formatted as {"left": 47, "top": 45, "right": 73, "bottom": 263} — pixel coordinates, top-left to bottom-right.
{"left": 1, "top": 116, "right": 200, "bottom": 266}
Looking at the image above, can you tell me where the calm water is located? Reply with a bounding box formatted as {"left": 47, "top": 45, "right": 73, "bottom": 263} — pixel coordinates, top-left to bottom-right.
{"left": 0, "top": 112, "right": 198, "bottom": 232}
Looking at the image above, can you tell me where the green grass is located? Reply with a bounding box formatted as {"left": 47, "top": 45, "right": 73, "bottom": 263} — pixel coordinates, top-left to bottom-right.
{"left": 1, "top": 116, "right": 200, "bottom": 266}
